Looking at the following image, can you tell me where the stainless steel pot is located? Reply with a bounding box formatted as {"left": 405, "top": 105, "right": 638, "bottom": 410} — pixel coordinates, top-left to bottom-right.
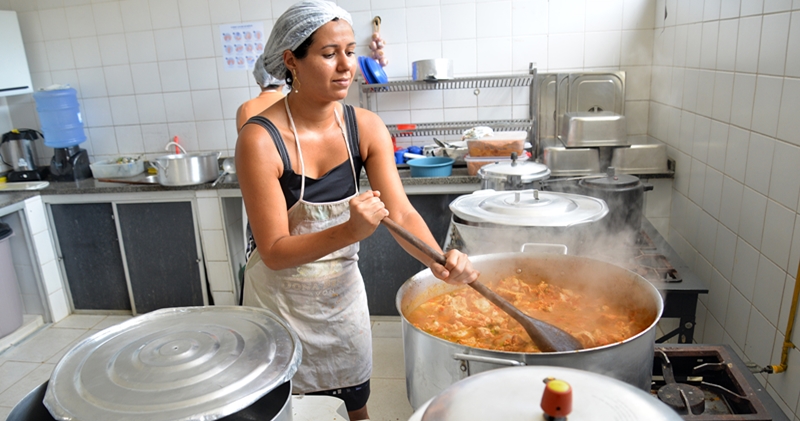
{"left": 151, "top": 142, "right": 220, "bottom": 186}
{"left": 396, "top": 252, "right": 663, "bottom": 410}
{"left": 412, "top": 59, "right": 454, "bottom": 81}
{"left": 477, "top": 154, "right": 551, "bottom": 190}
{"left": 449, "top": 189, "right": 608, "bottom": 255}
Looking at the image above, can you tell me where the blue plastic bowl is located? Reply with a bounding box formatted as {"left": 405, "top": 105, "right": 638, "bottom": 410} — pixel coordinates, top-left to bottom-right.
{"left": 406, "top": 157, "right": 454, "bottom": 177}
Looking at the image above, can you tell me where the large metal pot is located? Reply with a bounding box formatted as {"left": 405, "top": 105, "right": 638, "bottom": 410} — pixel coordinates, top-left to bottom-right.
{"left": 412, "top": 59, "right": 454, "bottom": 81}
{"left": 576, "top": 168, "right": 653, "bottom": 233}
{"left": 449, "top": 189, "right": 608, "bottom": 255}
{"left": 397, "top": 252, "right": 663, "bottom": 410}
{"left": 38, "top": 306, "right": 301, "bottom": 421}
{"left": 477, "top": 154, "right": 551, "bottom": 191}
{"left": 151, "top": 143, "right": 220, "bottom": 186}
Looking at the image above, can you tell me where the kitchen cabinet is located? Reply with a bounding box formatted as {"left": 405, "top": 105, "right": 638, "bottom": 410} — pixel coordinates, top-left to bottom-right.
{"left": 0, "top": 11, "right": 33, "bottom": 97}
{"left": 50, "top": 200, "right": 206, "bottom": 314}
{"left": 50, "top": 203, "right": 131, "bottom": 311}
{"left": 359, "top": 193, "right": 461, "bottom": 315}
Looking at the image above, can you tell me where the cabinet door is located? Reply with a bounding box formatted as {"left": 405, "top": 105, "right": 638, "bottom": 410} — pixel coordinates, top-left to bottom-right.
{"left": 116, "top": 202, "right": 205, "bottom": 314}
{"left": 50, "top": 203, "right": 131, "bottom": 311}
{"left": 359, "top": 194, "right": 460, "bottom": 316}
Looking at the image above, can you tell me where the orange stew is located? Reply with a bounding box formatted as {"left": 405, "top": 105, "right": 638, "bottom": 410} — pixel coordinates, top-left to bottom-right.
{"left": 406, "top": 276, "right": 650, "bottom": 352}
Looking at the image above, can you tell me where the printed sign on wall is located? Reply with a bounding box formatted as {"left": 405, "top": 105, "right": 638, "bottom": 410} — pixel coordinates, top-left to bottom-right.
{"left": 220, "top": 22, "right": 265, "bottom": 71}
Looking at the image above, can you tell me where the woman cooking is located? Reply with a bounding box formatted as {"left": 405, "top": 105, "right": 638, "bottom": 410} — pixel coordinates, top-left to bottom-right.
{"left": 235, "top": 1, "right": 479, "bottom": 420}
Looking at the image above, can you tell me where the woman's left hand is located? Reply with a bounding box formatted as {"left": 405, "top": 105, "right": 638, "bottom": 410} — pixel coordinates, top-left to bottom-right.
{"left": 431, "top": 249, "right": 480, "bottom": 285}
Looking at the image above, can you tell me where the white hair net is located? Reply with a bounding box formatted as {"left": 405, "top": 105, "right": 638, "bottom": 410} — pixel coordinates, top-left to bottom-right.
{"left": 253, "top": 55, "right": 284, "bottom": 87}
{"left": 262, "top": 0, "right": 353, "bottom": 81}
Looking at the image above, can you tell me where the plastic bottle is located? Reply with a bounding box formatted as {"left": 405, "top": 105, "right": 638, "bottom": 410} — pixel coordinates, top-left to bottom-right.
{"left": 32, "top": 86, "right": 86, "bottom": 148}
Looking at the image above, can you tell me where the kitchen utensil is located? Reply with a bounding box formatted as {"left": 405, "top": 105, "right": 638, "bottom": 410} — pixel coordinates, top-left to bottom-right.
{"left": 95, "top": 176, "right": 159, "bottom": 185}
{"left": 211, "top": 157, "right": 236, "bottom": 187}
{"left": 409, "top": 366, "right": 683, "bottom": 421}
{"left": 43, "top": 306, "right": 301, "bottom": 421}
{"left": 477, "top": 152, "right": 551, "bottom": 190}
{"left": 575, "top": 167, "right": 653, "bottom": 233}
{"left": 151, "top": 142, "right": 220, "bottom": 186}
{"left": 89, "top": 157, "right": 145, "bottom": 179}
{"left": 359, "top": 56, "right": 388, "bottom": 84}
{"left": 541, "top": 139, "right": 601, "bottom": 176}
{"left": 1, "top": 129, "right": 45, "bottom": 182}
{"left": 397, "top": 251, "right": 663, "bottom": 409}
{"left": 381, "top": 217, "right": 582, "bottom": 353}
{"left": 449, "top": 189, "right": 608, "bottom": 255}
{"left": 559, "top": 111, "right": 627, "bottom": 147}
{"left": 610, "top": 142, "right": 669, "bottom": 174}
{"left": 412, "top": 59, "right": 454, "bottom": 81}
{"left": 406, "top": 157, "right": 454, "bottom": 177}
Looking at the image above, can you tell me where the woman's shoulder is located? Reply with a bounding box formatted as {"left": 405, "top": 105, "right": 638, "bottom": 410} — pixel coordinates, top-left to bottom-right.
{"left": 351, "top": 106, "right": 384, "bottom": 127}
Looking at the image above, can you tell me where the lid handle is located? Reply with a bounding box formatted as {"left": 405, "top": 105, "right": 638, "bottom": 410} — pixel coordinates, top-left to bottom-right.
{"left": 606, "top": 166, "right": 617, "bottom": 177}
{"left": 510, "top": 151, "right": 518, "bottom": 166}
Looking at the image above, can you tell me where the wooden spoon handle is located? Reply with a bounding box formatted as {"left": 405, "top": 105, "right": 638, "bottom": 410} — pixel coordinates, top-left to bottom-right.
{"left": 381, "top": 218, "right": 446, "bottom": 266}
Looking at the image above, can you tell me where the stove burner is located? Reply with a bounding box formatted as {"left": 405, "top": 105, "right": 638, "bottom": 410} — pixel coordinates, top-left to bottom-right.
{"left": 658, "top": 383, "right": 706, "bottom": 414}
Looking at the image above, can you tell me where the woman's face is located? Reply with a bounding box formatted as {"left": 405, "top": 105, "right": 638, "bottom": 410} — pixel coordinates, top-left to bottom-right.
{"left": 290, "top": 19, "right": 357, "bottom": 101}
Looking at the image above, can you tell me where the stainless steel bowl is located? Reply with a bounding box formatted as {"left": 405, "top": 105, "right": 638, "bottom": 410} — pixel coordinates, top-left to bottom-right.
{"left": 412, "top": 59, "right": 454, "bottom": 81}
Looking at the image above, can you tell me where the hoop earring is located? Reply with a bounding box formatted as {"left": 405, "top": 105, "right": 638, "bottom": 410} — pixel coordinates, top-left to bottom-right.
{"left": 291, "top": 69, "right": 300, "bottom": 93}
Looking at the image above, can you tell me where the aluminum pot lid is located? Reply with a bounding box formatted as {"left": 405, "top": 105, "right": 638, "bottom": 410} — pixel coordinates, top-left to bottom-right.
{"left": 419, "top": 366, "right": 683, "bottom": 421}
{"left": 450, "top": 189, "right": 608, "bottom": 227}
{"left": 478, "top": 158, "right": 551, "bottom": 182}
{"left": 44, "top": 306, "right": 302, "bottom": 421}
{"left": 581, "top": 172, "right": 640, "bottom": 189}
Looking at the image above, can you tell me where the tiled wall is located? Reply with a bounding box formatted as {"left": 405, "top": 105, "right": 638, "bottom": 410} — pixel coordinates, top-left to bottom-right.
{"left": 647, "top": 0, "right": 800, "bottom": 418}
{"left": 0, "top": 0, "right": 655, "bottom": 164}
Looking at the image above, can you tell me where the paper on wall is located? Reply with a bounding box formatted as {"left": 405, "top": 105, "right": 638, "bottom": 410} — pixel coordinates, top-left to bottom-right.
{"left": 220, "top": 22, "right": 265, "bottom": 71}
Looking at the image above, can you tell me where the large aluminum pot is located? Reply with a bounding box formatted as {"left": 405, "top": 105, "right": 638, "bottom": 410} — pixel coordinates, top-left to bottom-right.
{"left": 151, "top": 142, "right": 220, "bottom": 186}
{"left": 396, "top": 252, "right": 663, "bottom": 410}
{"left": 477, "top": 154, "right": 551, "bottom": 191}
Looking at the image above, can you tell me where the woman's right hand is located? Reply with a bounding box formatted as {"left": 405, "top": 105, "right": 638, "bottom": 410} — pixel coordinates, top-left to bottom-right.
{"left": 347, "top": 190, "right": 389, "bottom": 241}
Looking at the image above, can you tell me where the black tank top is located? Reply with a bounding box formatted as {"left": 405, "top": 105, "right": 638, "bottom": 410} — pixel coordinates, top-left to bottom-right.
{"left": 244, "top": 104, "right": 363, "bottom": 209}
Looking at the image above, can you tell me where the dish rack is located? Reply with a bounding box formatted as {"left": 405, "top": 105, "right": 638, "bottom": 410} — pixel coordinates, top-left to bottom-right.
{"left": 358, "top": 65, "right": 540, "bottom": 153}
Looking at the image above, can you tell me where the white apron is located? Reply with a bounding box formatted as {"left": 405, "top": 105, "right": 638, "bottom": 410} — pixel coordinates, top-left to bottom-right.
{"left": 242, "top": 99, "right": 371, "bottom": 394}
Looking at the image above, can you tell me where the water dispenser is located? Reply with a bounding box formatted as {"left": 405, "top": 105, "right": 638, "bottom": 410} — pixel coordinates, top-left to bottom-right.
{"left": 32, "top": 86, "right": 91, "bottom": 181}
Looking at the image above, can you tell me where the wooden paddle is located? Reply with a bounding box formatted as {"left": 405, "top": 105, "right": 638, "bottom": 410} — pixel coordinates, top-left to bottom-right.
{"left": 381, "top": 217, "right": 583, "bottom": 352}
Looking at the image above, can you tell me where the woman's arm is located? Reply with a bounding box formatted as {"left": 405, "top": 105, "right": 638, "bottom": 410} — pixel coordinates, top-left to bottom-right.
{"left": 355, "top": 108, "right": 478, "bottom": 285}
{"left": 236, "top": 118, "right": 387, "bottom": 270}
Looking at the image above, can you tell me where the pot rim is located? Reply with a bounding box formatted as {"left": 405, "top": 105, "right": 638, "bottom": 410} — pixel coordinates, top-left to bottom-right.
{"left": 396, "top": 252, "right": 664, "bottom": 355}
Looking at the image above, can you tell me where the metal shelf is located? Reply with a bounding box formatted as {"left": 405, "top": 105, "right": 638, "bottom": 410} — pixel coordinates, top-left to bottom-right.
{"left": 388, "top": 120, "right": 533, "bottom": 137}
{"left": 359, "top": 74, "right": 533, "bottom": 93}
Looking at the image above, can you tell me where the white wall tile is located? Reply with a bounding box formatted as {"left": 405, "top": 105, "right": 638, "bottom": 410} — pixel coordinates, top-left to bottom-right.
{"left": 158, "top": 60, "right": 191, "bottom": 92}
{"left": 724, "top": 126, "right": 749, "bottom": 183}
{"left": 177, "top": 0, "right": 210, "bottom": 26}
{"left": 187, "top": 58, "right": 218, "bottom": 90}
{"left": 689, "top": 158, "right": 707, "bottom": 205}
{"left": 167, "top": 121, "right": 199, "bottom": 151}
{"left": 149, "top": 0, "right": 180, "bottom": 29}
{"left": 71, "top": 37, "right": 102, "bottom": 68}
{"left": 512, "top": 0, "right": 548, "bottom": 35}
{"left": 679, "top": 110, "right": 695, "bottom": 154}
{"left": 767, "top": 338, "right": 800, "bottom": 412}
{"left": 745, "top": 308, "right": 777, "bottom": 367}
{"left": 114, "top": 124, "right": 144, "bottom": 154}
{"left": 671, "top": 25, "right": 687, "bottom": 68}
{"left": 197, "top": 197, "right": 223, "bottom": 230}
{"left": 33, "top": 230, "right": 55, "bottom": 264}
{"left": 141, "top": 123, "right": 170, "bottom": 152}
{"left": 97, "top": 33, "right": 129, "bottom": 65}
{"left": 212, "top": 291, "right": 236, "bottom": 305}
{"left": 751, "top": 76, "right": 784, "bottom": 138}
{"left": 103, "top": 65, "right": 134, "bottom": 96}
{"left": 742, "top": 0, "right": 765, "bottom": 15}
{"left": 700, "top": 21, "right": 719, "bottom": 70}
{"left": 735, "top": 16, "right": 763, "bottom": 73}
{"left": 65, "top": 5, "right": 96, "bottom": 37}
{"left": 476, "top": 37, "right": 512, "bottom": 74}
{"left": 125, "top": 31, "right": 157, "bottom": 63}
{"left": 548, "top": 33, "right": 584, "bottom": 70}
{"left": 512, "top": 36, "right": 547, "bottom": 73}
{"left": 708, "top": 269, "right": 732, "bottom": 323}
{"left": 753, "top": 253, "right": 786, "bottom": 325}
{"left": 88, "top": 127, "right": 119, "bottom": 156}
{"left": 44, "top": 39, "right": 76, "bottom": 71}
{"left": 109, "top": 95, "right": 139, "bottom": 125}
{"left": 732, "top": 236, "right": 759, "bottom": 299}
{"left": 130, "top": 62, "right": 162, "bottom": 94}
{"left": 703, "top": 167, "right": 724, "bottom": 218}
{"left": 586, "top": 0, "right": 624, "bottom": 32}
{"left": 406, "top": 6, "right": 441, "bottom": 42}
{"left": 549, "top": 0, "right": 585, "bottom": 34}
{"left": 183, "top": 25, "right": 215, "bottom": 59}
{"left": 17, "top": 11, "right": 44, "bottom": 44}
{"left": 208, "top": 0, "right": 240, "bottom": 24}
{"left": 770, "top": 142, "right": 800, "bottom": 210}
{"left": 716, "top": 19, "right": 738, "bottom": 72}
{"left": 764, "top": 0, "right": 793, "bottom": 12}
{"left": 697, "top": 211, "right": 719, "bottom": 260}
{"left": 777, "top": 77, "right": 800, "bottom": 147}
{"left": 725, "top": 287, "right": 751, "bottom": 347}
{"left": 92, "top": 2, "right": 123, "bottom": 35}
{"left": 714, "top": 224, "right": 737, "bottom": 280}
{"left": 739, "top": 187, "right": 768, "bottom": 249}
{"left": 584, "top": 31, "right": 622, "bottom": 68}
{"left": 196, "top": 119, "right": 227, "bottom": 151}
{"left": 720, "top": 0, "right": 742, "bottom": 18}
{"left": 154, "top": 28, "right": 186, "bottom": 61}
{"left": 191, "top": 89, "right": 223, "bottom": 120}
{"left": 623, "top": 0, "right": 655, "bottom": 29}
{"left": 25, "top": 42, "right": 50, "bottom": 73}
{"left": 729, "top": 73, "right": 756, "bottom": 130}
{"left": 82, "top": 97, "right": 113, "bottom": 127}
{"left": 621, "top": 30, "right": 654, "bottom": 66}
{"left": 440, "top": 3, "right": 475, "bottom": 40}
{"left": 39, "top": 7, "right": 70, "bottom": 41}
{"left": 683, "top": 69, "right": 699, "bottom": 113}
{"left": 477, "top": 1, "right": 511, "bottom": 38}
{"left": 719, "top": 176, "right": 743, "bottom": 231}
{"left": 685, "top": 23, "right": 703, "bottom": 69}
{"left": 48, "top": 289, "right": 70, "bottom": 322}
{"left": 790, "top": 214, "right": 800, "bottom": 282}
{"left": 696, "top": 71, "right": 715, "bottom": 118}
{"left": 120, "top": 0, "right": 151, "bottom": 31}
{"left": 200, "top": 229, "right": 228, "bottom": 261}
{"left": 703, "top": 310, "right": 725, "bottom": 343}
{"left": 786, "top": 11, "right": 800, "bottom": 77}
{"left": 705, "top": 0, "right": 722, "bottom": 19}
{"left": 758, "top": 13, "right": 791, "bottom": 76}
{"left": 761, "top": 200, "right": 795, "bottom": 271}
{"left": 744, "top": 132, "right": 775, "bottom": 194}
{"left": 206, "top": 261, "right": 233, "bottom": 291}
{"left": 711, "top": 72, "right": 733, "bottom": 123}
{"left": 163, "top": 92, "right": 195, "bottom": 122}
{"left": 135, "top": 93, "right": 167, "bottom": 124}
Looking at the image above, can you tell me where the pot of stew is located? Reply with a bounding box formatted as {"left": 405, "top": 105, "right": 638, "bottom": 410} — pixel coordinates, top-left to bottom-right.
{"left": 396, "top": 252, "right": 663, "bottom": 410}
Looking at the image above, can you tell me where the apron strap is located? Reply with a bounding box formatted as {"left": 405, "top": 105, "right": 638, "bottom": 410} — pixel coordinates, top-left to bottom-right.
{"left": 244, "top": 116, "right": 293, "bottom": 172}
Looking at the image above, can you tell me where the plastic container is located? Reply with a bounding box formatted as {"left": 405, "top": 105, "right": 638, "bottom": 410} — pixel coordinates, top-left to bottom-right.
{"left": 90, "top": 158, "right": 145, "bottom": 179}
{"left": 465, "top": 155, "right": 513, "bottom": 176}
{"left": 33, "top": 86, "right": 86, "bottom": 148}
{"left": 407, "top": 157, "right": 454, "bottom": 177}
{"left": 0, "top": 222, "right": 23, "bottom": 339}
{"left": 466, "top": 131, "right": 527, "bottom": 157}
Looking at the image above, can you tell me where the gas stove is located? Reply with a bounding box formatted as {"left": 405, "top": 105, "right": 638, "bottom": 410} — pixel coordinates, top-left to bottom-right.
{"left": 652, "top": 345, "right": 789, "bottom": 420}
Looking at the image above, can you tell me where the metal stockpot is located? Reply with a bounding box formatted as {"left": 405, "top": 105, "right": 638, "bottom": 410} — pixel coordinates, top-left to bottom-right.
{"left": 449, "top": 189, "right": 608, "bottom": 255}
{"left": 576, "top": 168, "right": 653, "bottom": 233}
{"left": 477, "top": 154, "right": 551, "bottom": 191}
{"left": 396, "top": 252, "right": 663, "bottom": 410}
{"left": 151, "top": 142, "right": 220, "bottom": 186}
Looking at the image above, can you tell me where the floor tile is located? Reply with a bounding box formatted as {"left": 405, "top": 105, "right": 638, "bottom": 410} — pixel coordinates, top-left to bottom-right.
{"left": 372, "top": 337, "right": 405, "bottom": 379}
{"left": 368, "top": 377, "right": 414, "bottom": 421}
{"left": 0, "top": 361, "right": 40, "bottom": 395}
{"left": 0, "top": 405, "right": 12, "bottom": 420}
{"left": 0, "top": 327, "right": 86, "bottom": 363}
{"left": 45, "top": 330, "right": 98, "bottom": 365}
{"left": 372, "top": 320, "right": 402, "bottom": 338}
{"left": 90, "top": 315, "right": 134, "bottom": 331}
{"left": 0, "top": 363, "right": 54, "bottom": 407}
{"left": 52, "top": 314, "right": 107, "bottom": 329}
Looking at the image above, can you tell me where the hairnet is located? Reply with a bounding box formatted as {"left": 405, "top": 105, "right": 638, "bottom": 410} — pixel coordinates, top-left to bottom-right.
{"left": 262, "top": 0, "right": 353, "bottom": 80}
{"left": 253, "top": 55, "right": 284, "bottom": 87}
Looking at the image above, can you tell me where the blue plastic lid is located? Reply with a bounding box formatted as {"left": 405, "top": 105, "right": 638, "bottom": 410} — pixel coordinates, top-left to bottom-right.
{"left": 360, "top": 56, "right": 388, "bottom": 84}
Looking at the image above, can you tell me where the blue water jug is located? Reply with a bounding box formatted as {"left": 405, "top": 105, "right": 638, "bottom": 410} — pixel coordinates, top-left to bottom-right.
{"left": 33, "top": 87, "right": 86, "bottom": 148}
